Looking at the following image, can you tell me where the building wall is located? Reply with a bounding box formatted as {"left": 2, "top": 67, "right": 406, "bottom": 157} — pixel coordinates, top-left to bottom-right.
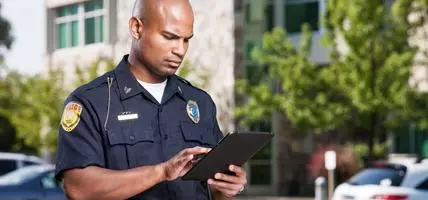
{"left": 187, "top": 0, "right": 236, "bottom": 132}
{"left": 44, "top": 0, "right": 236, "bottom": 132}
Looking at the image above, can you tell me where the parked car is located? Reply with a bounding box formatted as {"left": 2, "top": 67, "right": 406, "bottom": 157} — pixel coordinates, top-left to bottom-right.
{"left": 333, "top": 161, "right": 428, "bottom": 200}
{"left": 0, "top": 164, "right": 65, "bottom": 200}
{"left": 0, "top": 152, "right": 46, "bottom": 176}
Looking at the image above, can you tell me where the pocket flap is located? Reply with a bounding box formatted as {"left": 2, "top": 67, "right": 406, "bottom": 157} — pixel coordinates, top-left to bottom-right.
{"left": 107, "top": 125, "right": 154, "bottom": 146}
{"left": 180, "top": 122, "right": 215, "bottom": 145}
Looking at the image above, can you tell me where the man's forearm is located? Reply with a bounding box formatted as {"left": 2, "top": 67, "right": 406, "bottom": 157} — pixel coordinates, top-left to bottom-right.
{"left": 63, "top": 164, "right": 166, "bottom": 200}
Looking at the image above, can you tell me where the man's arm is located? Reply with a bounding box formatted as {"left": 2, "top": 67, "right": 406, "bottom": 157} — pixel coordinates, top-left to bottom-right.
{"left": 62, "top": 146, "right": 210, "bottom": 200}
{"left": 63, "top": 164, "right": 164, "bottom": 200}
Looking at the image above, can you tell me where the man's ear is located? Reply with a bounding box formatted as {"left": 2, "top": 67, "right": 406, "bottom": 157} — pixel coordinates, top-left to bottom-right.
{"left": 129, "top": 17, "right": 143, "bottom": 40}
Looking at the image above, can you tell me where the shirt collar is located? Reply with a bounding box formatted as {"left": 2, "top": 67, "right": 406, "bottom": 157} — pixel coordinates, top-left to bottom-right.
{"left": 114, "top": 55, "right": 187, "bottom": 103}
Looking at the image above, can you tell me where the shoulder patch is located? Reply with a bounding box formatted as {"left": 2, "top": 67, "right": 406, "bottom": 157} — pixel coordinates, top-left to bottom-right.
{"left": 61, "top": 102, "right": 83, "bottom": 132}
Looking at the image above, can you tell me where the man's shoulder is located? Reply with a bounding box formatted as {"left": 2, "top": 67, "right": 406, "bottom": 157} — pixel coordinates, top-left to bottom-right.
{"left": 174, "top": 75, "right": 212, "bottom": 100}
{"left": 68, "top": 70, "right": 115, "bottom": 101}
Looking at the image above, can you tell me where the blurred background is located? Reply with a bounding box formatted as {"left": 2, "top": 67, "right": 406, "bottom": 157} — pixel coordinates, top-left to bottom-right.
{"left": 1, "top": 0, "right": 428, "bottom": 199}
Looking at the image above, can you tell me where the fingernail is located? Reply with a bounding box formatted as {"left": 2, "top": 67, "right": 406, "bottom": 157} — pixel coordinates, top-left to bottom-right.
{"left": 189, "top": 155, "right": 193, "bottom": 159}
{"left": 208, "top": 179, "right": 213, "bottom": 184}
{"left": 215, "top": 173, "right": 221, "bottom": 179}
{"left": 229, "top": 165, "right": 234, "bottom": 170}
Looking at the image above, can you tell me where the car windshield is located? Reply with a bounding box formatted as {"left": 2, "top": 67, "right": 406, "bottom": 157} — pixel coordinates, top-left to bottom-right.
{"left": 348, "top": 167, "right": 406, "bottom": 186}
{"left": 0, "top": 166, "right": 51, "bottom": 185}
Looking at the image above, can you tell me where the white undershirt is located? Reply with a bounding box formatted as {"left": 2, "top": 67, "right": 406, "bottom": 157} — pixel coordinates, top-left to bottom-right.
{"left": 137, "top": 79, "right": 168, "bottom": 103}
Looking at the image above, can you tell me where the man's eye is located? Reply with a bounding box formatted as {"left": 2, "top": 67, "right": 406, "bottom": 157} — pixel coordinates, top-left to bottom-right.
{"left": 163, "top": 35, "right": 174, "bottom": 40}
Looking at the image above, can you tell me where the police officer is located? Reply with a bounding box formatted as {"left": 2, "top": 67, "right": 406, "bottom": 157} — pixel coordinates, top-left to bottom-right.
{"left": 55, "top": 0, "right": 247, "bottom": 199}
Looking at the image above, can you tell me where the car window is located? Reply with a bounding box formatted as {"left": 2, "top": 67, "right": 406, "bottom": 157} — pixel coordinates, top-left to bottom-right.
{"left": 416, "top": 178, "right": 428, "bottom": 190}
{"left": 23, "top": 161, "right": 39, "bottom": 167}
{"left": 41, "top": 172, "right": 59, "bottom": 189}
{"left": 0, "top": 160, "right": 17, "bottom": 176}
{"left": 348, "top": 168, "right": 406, "bottom": 186}
{"left": 0, "top": 166, "right": 47, "bottom": 185}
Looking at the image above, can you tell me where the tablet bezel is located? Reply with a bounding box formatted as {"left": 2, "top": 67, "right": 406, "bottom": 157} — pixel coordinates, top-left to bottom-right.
{"left": 181, "top": 132, "right": 273, "bottom": 181}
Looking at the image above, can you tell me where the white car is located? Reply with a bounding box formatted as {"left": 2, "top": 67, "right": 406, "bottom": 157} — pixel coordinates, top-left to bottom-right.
{"left": 333, "top": 161, "right": 428, "bottom": 200}
{"left": 0, "top": 152, "right": 46, "bottom": 176}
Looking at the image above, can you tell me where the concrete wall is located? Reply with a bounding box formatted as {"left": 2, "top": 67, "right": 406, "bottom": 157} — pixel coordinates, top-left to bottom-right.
{"left": 187, "top": 0, "right": 236, "bottom": 132}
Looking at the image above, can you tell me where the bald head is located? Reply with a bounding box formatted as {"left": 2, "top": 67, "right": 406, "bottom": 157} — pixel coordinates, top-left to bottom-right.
{"left": 132, "top": 0, "right": 193, "bottom": 23}
{"left": 128, "top": 0, "right": 195, "bottom": 83}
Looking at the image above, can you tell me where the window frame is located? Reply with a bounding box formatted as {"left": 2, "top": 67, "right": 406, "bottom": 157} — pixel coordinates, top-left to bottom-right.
{"left": 54, "top": 0, "right": 107, "bottom": 49}
{"left": 264, "top": 0, "right": 324, "bottom": 35}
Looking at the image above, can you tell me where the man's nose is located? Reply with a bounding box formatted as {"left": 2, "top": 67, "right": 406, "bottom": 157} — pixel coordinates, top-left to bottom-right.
{"left": 172, "top": 40, "right": 186, "bottom": 58}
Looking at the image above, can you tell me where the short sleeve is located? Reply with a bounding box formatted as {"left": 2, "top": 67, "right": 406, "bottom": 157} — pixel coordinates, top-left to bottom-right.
{"left": 55, "top": 94, "right": 105, "bottom": 181}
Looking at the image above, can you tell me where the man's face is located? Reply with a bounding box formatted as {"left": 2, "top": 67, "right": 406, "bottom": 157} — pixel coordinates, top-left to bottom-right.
{"left": 137, "top": 4, "right": 194, "bottom": 78}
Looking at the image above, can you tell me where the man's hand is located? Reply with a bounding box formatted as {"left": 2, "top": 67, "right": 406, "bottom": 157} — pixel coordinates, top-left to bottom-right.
{"left": 208, "top": 165, "right": 247, "bottom": 199}
{"left": 160, "top": 146, "right": 211, "bottom": 181}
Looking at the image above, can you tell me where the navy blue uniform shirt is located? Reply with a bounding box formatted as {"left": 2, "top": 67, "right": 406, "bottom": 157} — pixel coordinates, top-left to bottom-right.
{"left": 55, "top": 55, "right": 224, "bottom": 199}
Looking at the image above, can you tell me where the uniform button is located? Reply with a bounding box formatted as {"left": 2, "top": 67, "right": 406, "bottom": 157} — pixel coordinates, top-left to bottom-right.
{"left": 129, "top": 135, "right": 135, "bottom": 141}
{"left": 163, "top": 134, "right": 168, "bottom": 140}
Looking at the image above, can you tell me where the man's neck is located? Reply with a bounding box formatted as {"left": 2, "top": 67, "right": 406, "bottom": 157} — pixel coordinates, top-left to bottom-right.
{"left": 128, "top": 54, "right": 167, "bottom": 83}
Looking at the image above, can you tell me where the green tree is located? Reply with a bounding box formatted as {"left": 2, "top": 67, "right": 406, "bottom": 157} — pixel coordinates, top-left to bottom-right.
{"left": 0, "top": 68, "right": 65, "bottom": 152}
{"left": 237, "top": 0, "right": 428, "bottom": 161}
{"left": 0, "top": 2, "right": 13, "bottom": 64}
{"left": 0, "top": 1, "right": 16, "bottom": 151}
{"left": 0, "top": 58, "right": 116, "bottom": 153}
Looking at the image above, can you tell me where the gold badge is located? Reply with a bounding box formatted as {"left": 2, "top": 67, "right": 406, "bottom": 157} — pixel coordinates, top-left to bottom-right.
{"left": 186, "top": 100, "right": 200, "bottom": 124}
{"left": 61, "top": 102, "right": 83, "bottom": 132}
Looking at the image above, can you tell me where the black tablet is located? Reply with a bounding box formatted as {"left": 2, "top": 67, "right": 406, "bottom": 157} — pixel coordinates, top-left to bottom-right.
{"left": 181, "top": 132, "right": 273, "bottom": 181}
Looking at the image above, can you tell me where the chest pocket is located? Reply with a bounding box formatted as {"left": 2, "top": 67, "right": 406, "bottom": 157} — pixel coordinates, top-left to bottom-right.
{"left": 106, "top": 122, "right": 157, "bottom": 168}
{"left": 180, "top": 122, "right": 216, "bottom": 148}
{"left": 107, "top": 123, "right": 154, "bottom": 146}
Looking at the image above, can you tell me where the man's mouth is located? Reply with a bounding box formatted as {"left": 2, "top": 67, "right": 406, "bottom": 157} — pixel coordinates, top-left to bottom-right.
{"left": 166, "top": 60, "right": 181, "bottom": 68}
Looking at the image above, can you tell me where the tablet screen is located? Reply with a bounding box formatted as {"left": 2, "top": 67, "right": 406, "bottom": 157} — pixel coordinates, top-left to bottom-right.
{"left": 182, "top": 132, "right": 273, "bottom": 181}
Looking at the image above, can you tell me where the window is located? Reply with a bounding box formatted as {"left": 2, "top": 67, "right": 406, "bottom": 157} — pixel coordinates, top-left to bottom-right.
{"left": 249, "top": 141, "right": 273, "bottom": 185}
{"left": 416, "top": 177, "right": 428, "bottom": 190}
{"left": 347, "top": 168, "right": 406, "bottom": 186}
{"left": 264, "top": 3, "right": 274, "bottom": 31}
{"left": 0, "top": 160, "right": 17, "bottom": 176}
{"left": 264, "top": 0, "right": 321, "bottom": 34}
{"left": 285, "top": 0, "right": 319, "bottom": 34}
{"left": 55, "top": 0, "right": 106, "bottom": 49}
{"left": 247, "top": 120, "right": 273, "bottom": 186}
{"left": 23, "top": 161, "right": 39, "bottom": 167}
{"left": 56, "top": 5, "right": 79, "bottom": 48}
{"left": 84, "top": 0, "right": 104, "bottom": 44}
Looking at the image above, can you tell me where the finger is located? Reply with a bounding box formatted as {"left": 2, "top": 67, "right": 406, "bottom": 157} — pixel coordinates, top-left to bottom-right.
{"left": 213, "top": 173, "right": 242, "bottom": 185}
{"left": 176, "top": 154, "right": 193, "bottom": 167}
{"left": 179, "top": 159, "right": 195, "bottom": 176}
{"left": 208, "top": 178, "right": 242, "bottom": 192}
{"left": 229, "top": 165, "right": 246, "bottom": 177}
{"left": 184, "top": 146, "right": 211, "bottom": 155}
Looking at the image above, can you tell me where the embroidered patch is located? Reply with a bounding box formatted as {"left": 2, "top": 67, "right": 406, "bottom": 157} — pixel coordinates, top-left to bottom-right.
{"left": 60, "top": 102, "right": 83, "bottom": 132}
{"left": 186, "top": 100, "right": 200, "bottom": 124}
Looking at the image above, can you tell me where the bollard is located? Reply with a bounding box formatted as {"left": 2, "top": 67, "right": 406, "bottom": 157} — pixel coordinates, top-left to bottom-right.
{"left": 315, "top": 176, "right": 327, "bottom": 200}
